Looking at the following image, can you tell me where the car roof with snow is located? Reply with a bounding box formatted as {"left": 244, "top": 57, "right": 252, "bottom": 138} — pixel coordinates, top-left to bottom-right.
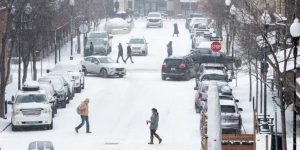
{"left": 202, "top": 69, "right": 225, "bottom": 75}
{"left": 87, "top": 55, "right": 110, "bottom": 59}
{"left": 201, "top": 63, "right": 225, "bottom": 67}
{"left": 219, "top": 99, "right": 236, "bottom": 106}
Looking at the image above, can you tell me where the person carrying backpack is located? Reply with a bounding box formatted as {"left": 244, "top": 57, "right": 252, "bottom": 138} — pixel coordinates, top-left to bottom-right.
{"left": 75, "top": 98, "right": 91, "bottom": 133}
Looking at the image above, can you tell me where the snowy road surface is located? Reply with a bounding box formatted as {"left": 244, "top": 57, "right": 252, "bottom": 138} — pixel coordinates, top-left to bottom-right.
{"left": 1, "top": 19, "right": 202, "bottom": 150}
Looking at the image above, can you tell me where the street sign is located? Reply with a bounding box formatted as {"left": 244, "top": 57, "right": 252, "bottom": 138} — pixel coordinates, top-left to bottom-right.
{"left": 79, "top": 23, "right": 89, "bottom": 34}
{"left": 210, "top": 37, "right": 223, "bottom": 41}
{"left": 211, "top": 42, "right": 221, "bottom": 52}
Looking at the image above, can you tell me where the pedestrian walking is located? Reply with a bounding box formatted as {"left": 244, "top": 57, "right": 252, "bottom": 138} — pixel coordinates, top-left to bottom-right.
{"left": 146, "top": 108, "right": 162, "bottom": 144}
{"left": 125, "top": 45, "right": 134, "bottom": 63}
{"left": 173, "top": 23, "right": 179, "bottom": 37}
{"left": 89, "top": 42, "right": 94, "bottom": 55}
{"left": 75, "top": 98, "right": 91, "bottom": 133}
{"left": 167, "top": 41, "right": 173, "bottom": 57}
{"left": 116, "top": 43, "right": 126, "bottom": 63}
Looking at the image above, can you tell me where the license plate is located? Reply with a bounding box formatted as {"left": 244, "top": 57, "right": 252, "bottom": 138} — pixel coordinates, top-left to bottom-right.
{"left": 27, "top": 121, "right": 39, "bottom": 124}
{"left": 171, "top": 68, "right": 176, "bottom": 71}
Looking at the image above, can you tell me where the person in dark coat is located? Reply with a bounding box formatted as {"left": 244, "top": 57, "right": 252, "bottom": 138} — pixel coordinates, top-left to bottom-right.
{"left": 167, "top": 41, "right": 173, "bottom": 57}
{"left": 125, "top": 45, "right": 134, "bottom": 63}
{"left": 146, "top": 108, "right": 162, "bottom": 144}
{"left": 89, "top": 42, "right": 94, "bottom": 55}
{"left": 117, "top": 43, "right": 125, "bottom": 63}
{"left": 173, "top": 23, "right": 179, "bottom": 37}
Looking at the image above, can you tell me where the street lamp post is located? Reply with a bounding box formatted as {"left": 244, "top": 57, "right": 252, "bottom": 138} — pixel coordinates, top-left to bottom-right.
{"left": 290, "top": 18, "right": 300, "bottom": 150}
{"left": 225, "top": 0, "right": 231, "bottom": 55}
{"left": 70, "top": 0, "right": 75, "bottom": 60}
{"left": 260, "top": 10, "right": 271, "bottom": 132}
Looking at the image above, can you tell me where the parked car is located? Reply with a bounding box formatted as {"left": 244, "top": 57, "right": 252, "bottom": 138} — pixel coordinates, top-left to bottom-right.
{"left": 161, "top": 56, "right": 195, "bottom": 81}
{"left": 84, "top": 38, "right": 111, "bottom": 56}
{"left": 87, "top": 31, "right": 113, "bottom": 55}
{"left": 196, "top": 63, "right": 228, "bottom": 80}
{"left": 194, "top": 80, "right": 228, "bottom": 113}
{"left": 104, "top": 18, "right": 133, "bottom": 34}
{"left": 127, "top": 36, "right": 148, "bottom": 56}
{"left": 189, "top": 17, "right": 209, "bottom": 32}
{"left": 38, "top": 76, "right": 68, "bottom": 108}
{"left": 48, "top": 73, "right": 75, "bottom": 101}
{"left": 146, "top": 12, "right": 163, "bottom": 28}
{"left": 190, "top": 23, "right": 210, "bottom": 39}
{"left": 39, "top": 82, "right": 57, "bottom": 117}
{"left": 8, "top": 81, "right": 54, "bottom": 131}
{"left": 50, "top": 62, "right": 85, "bottom": 93}
{"left": 81, "top": 56, "right": 126, "bottom": 78}
{"left": 220, "top": 100, "right": 243, "bottom": 133}
{"left": 185, "top": 13, "right": 204, "bottom": 29}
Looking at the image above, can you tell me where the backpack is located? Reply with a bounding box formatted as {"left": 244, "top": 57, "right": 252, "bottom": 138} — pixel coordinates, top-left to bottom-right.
{"left": 76, "top": 105, "right": 81, "bottom": 115}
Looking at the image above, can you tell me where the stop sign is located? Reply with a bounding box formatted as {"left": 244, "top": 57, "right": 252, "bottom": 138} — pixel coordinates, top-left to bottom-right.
{"left": 211, "top": 42, "right": 221, "bottom": 52}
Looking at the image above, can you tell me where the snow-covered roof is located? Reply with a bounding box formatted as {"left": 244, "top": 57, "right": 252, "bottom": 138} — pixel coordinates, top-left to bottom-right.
{"left": 220, "top": 99, "right": 236, "bottom": 106}
{"left": 203, "top": 69, "right": 224, "bottom": 75}
{"left": 202, "top": 63, "right": 225, "bottom": 67}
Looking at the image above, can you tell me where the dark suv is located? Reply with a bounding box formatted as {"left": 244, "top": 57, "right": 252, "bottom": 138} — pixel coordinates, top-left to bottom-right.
{"left": 161, "top": 56, "right": 195, "bottom": 81}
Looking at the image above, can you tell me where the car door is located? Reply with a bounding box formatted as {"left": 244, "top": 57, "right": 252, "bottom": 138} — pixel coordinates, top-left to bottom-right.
{"left": 91, "top": 57, "right": 100, "bottom": 73}
{"left": 83, "top": 57, "right": 93, "bottom": 72}
{"left": 187, "top": 58, "right": 195, "bottom": 76}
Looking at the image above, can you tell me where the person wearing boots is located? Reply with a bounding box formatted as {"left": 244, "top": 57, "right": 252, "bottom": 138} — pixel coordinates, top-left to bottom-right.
{"left": 117, "top": 43, "right": 125, "bottom": 63}
{"left": 146, "top": 108, "right": 162, "bottom": 144}
{"left": 125, "top": 45, "right": 134, "bottom": 63}
{"left": 173, "top": 23, "right": 179, "bottom": 37}
{"left": 167, "top": 41, "right": 173, "bottom": 57}
{"left": 75, "top": 98, "right": 91, "bottom": 133}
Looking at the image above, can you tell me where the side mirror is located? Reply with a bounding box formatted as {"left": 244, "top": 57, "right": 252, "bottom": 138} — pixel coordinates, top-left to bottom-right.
{"left": 11, "top": 96, "right": 15, "bottom": 102}
{"left": 228, "top": 78, "right": 232, "bottom": 82}
{"left": 46, "top": 69, "right": 51, "bottom": 73}
{"left": 238, "top": 108, "right": 243, "bottom": 111}
{"left": 194, "top": 87, "right": 198, "bottom": 90}
{"left": 235, "top": 99, "right": 240, "bottom": 102}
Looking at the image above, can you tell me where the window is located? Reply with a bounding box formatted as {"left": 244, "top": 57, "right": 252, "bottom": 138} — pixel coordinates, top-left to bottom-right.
{"left": 221, "top": 105, "right": 236, "bottom": 113}
{"left": 98, "top": 57, "right": 114, "bottom": 63}
{"left": 16, "top": 94, "right": 47, "bottom": 103}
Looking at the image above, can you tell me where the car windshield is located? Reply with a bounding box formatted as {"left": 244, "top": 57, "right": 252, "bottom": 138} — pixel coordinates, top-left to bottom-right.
{"left": 205, "top": 66, "right": 224, "bottom": 70}
{"left": 129, "top": 39, "right": 145, "bottom": 44}
{"left": 201, "top": 74, "right": 226, "bottom": 81}
{"left": 221, "top": 105, "right": 236, "bottom": 113}
{"left": 89, "top": 32, "right": 107, "bottom": 38}
{"left": 194, "top": 18, "right": 208, "bottom": 24}
{"left": 88, "top": 38, "right": 105, "bottom": 46}
{"left": 148, "top": 13, "right": 161, "bottom": 17}
{"left": 165, "top": 59, "right": 183, "bottom": 65}
{"left": 98, "top": 57, "right": 114, "bottom": 63}
{"left": 16, "top": 94, "right": 47, "bottom": 103}
{"left": 219, "top": 96, "right": 233, "bottom": 100}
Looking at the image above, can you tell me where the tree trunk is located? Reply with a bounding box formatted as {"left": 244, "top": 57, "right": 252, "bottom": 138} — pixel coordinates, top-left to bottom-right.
{"left": 32, "top": 54, "right": 37, "bottom": 80}
{"left": 22, "top": 60, "right": 29, "bottom": 84}
{"left": 248, "top": 49, "right": 252, "bottom": 102}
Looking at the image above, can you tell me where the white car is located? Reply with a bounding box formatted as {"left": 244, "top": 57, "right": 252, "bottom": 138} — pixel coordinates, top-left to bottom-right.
{"left": 189, "top": 17, "right": 209, "bottom": 32}
{"left": 127, "top": 37, "right": 148, "bottom": 56}
{"left": 220, "top": 100, "right": 243, "bottom": 133}
{"left": 9, "top": 81, "right": 54, "bottom": 131}
{"left": 104, "top": 18, "right": 133, "bottom": 34}
{"left": 81, "top": 56, "right": 126, "bottom": 78}
{"left": 146, "top": 12, "right": 163, "bottom": 28}
{"left": 50, "top": 62, "right": 85, "bottom": 93}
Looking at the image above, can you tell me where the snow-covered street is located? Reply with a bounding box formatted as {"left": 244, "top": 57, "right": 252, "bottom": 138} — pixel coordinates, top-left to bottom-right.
{"left": 1, "top": 19, "right": 202, "bottom": 150}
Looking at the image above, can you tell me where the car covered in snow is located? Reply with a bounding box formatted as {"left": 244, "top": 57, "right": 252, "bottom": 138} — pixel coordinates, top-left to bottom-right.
{"left": 81, "top": 56, "right": 126, "bottom": 78}
{"left": 194, "top": 80, "right": 229, "bottom": 113}
{"left": 38, "top": 76, "right": 68, "bottom": 108}
{"left": 28, "top": 141, "right": 54, "bottom": 150}
{"left": 146, "top": 12, "right": 163, "bottom": 28}
{"left": 127, "top": 36, "right": 148, "bottom": 56}
{"left": 49, "top": 62, "right": 85, "bottom": 93}
{"left": 104, "top": 18, "right": 133, "bottom": 34}
{"left": 195, "top": 69, "right": 230, "bottom": 88}
{"left": 189, "top": 17, "right": 209, "bottom": 32}
{"left": 8, "top": 81, "right": 54, "bottom": 131}
{"left": 86, "top": 31, "right": 113, "bottom": 55}
{"left": 220, "top": 100, "right": 243, "bottom": 133}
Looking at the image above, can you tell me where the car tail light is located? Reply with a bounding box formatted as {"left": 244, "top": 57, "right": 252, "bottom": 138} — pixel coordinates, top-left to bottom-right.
{"left": 179, "top": 64, "right": 187, "bottom": 69}
{"left": 198, "top": 93, "right": 202, "bottom": 100}
{"left": 162, "top": 63, "right": 167, "bottom": 68}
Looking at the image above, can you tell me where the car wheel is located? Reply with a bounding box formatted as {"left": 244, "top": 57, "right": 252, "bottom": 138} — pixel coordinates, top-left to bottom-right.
{"left": 82, "top": 67, "right": 87, "bottom": 76}
{"left": 161, "top": 74, "right": 166, "bottom": 80}
{"left": 76, "top": 87, "right": 82, "bottom": 93}
{"left": 119, "top": 75, "right": 124, "bottom": 78}
{"left": 48, "top": 121, "right": 53, "bottom": 130}
{"left": 62, "top": 101, "right": 66, "bottom": 108}
{"left": 11, "top": 124, "right": 18, "bottom": 131}
{"left": 100, "top": 69, "right": 108, "bottom": 78}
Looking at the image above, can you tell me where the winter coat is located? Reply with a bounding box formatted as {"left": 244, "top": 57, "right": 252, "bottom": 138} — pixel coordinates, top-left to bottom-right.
{"left": 127, "top": 46, "right": 132, "bottom": 56}
{"left": 118, "top": 44, "right": 123, "bottom": 56}
{"left": 149, "top": 112, "right": 159, "bottom": 130}
{"left": 167, "top": 43, "right": 173, "bottom": 55}
{"left": 174, "top": 24, "right": 179, "bottom": 34}
{"left": 78, "top": 101, "right": 89, "bottom": 116}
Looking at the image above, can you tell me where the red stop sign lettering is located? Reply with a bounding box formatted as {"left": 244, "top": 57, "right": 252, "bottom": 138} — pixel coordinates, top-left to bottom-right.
{"left": 211, "top": 42, "right": 221, "bottom": 52}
